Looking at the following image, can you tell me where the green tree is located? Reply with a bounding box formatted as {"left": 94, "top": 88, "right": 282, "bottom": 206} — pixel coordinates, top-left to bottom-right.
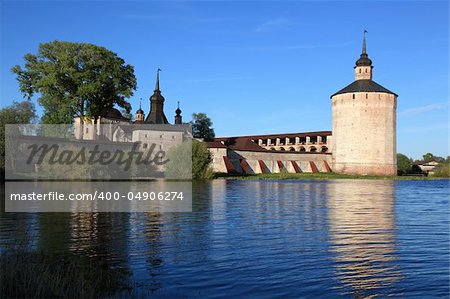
{"left": 0, "top": 101, "right": 37, "bottom": 177}
{"left": 397, "top": 153, "right": 411, "bottom": 175}
{"left": 433, "top": 162, "right": 450, "bottom": 177}
{"left": 191, "top": 113, "right": 215, "bottom": 141}
{"left": 192, "top": 140, "right": 213, "bottom": 180}
{"left": 12, "top": 41, "right": 136, "bottom": 124}
{"left": 422, "top": 152, "right": 444, "bottom": 163}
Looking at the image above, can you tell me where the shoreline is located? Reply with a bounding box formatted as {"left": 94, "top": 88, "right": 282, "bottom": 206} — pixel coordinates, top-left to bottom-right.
{"left": 215, "top": 172, "right": 449, "bottom": 181}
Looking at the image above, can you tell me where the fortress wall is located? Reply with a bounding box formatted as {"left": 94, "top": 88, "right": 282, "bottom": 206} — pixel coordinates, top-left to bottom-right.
{"left": 210, "top": 149, "right": 332, "bottom": 174}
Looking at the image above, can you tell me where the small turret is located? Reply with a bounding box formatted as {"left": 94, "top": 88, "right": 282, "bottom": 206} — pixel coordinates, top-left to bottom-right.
{"left": 354, "top": 30, "right": 373, "bottom": 80}
{"left": 135, "top": 98, "right": 145, "bottom": 123}
{"left": 175, "top": 101, "right": 182, "bottom": 125}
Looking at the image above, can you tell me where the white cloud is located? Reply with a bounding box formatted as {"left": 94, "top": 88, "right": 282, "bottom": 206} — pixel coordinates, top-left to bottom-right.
{"left": 255, "top": 17, "right": 293, "bottom": 33}
{"left": 398, "top": 103, "right": 446, "bottom": 117}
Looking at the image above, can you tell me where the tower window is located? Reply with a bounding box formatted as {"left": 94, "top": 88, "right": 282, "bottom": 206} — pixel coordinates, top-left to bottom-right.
{"left": 359, "top": 69, "right": 361, "bottom": 73}
{"left": 366, "top": 93, "right": 368, "bottom": 99}
{"left": 352, "top": 94, "right": 355, "bottom": 99}
{"left": 365, "top": 68, "right": 367, "bottom": 73}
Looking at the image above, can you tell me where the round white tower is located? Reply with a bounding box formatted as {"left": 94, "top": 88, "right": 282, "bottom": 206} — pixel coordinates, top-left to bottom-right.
{"left": 331, "top": 32, "right": 397, "bottom": 175}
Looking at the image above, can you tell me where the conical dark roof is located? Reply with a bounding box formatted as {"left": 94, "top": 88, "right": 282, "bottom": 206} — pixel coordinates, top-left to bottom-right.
{"left": 331, "top": 79, "right": 397, "bottom": 98}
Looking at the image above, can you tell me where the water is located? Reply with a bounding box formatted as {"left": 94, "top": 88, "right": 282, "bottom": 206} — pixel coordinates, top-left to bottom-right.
{"left": 1, "top": 179, "right": 449, "bottom": 298}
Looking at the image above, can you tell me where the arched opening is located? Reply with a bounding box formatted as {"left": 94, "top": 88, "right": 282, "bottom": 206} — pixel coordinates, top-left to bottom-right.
{"left": 279, "top": 147, "right": 285, "bottom": 151}
{"left": 270, "top": 147, "right": 276, "bottom": 151}
{"left": 299, "top": 146, "right": 306, "bottom": 152}
{"left": 321, "top": 146, "right": 328, "bottom": 153}
{"left": 289, "top": 147, "right": 295, "bottom": 152}
{"left": 310, "top": 146, "right": 317, "bottom": 152}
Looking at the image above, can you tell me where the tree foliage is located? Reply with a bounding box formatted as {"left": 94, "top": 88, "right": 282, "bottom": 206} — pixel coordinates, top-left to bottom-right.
{"left": 12, "top": 41, "right": 136, "bottom": 124}
{"left": 0, "top": 101, "right": 37, "bottom": 177}
{"left": 191, "top": 113, "right": 215, "bottom": 141}
{"left": 422, "top": 152, "right": 445, "bottom": 163}
{"left": 192, "top": 140, "right": 213, "bottom": 180}
{"left": 397, "top": 153, "right": 412, "bottom": 175}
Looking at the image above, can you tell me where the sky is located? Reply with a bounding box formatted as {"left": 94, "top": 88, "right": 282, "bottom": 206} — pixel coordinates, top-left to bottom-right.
{"left": 0, "top": 0, "right": 448, "bottom": 159}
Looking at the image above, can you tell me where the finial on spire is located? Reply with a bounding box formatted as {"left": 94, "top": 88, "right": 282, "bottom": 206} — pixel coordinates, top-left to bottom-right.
{"left": 139, "top": 98, "right": 142, "bottom": 109}
{"left": 362, "top": 30, "right": 368, "bottom": 54}
{"left": 177, "top": 101, "right": 180, "bottom": 109}
{"left": 155, "top": 68, "right": 161, "bottom": 91}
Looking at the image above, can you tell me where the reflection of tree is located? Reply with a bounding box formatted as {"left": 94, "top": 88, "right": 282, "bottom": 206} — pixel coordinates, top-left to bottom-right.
{"left": 327, "top": 180, "right": 401, "bottom": 297}
{"left": 145, "top": 213, "right": 163, "bottom": 292}
{"left": 38, "top": 213, "right": 71, "bottom": 254}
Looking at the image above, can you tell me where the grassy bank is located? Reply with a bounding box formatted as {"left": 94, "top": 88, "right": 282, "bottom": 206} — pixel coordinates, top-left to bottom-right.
{"left": 0, "top": 249, "right": 137, "bottom": 298}
{"left": 215, "top": 172, "right": 446, "bottom": 180}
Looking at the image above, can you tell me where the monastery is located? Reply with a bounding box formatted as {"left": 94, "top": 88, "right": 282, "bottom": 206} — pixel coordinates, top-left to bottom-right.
{"left": 74, "top": 33, "right": 397, "bottom": 176}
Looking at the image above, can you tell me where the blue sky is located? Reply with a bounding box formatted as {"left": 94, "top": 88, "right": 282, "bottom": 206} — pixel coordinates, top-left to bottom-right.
{"left": 0, "top": 1, "right": 448, "bottom": 159}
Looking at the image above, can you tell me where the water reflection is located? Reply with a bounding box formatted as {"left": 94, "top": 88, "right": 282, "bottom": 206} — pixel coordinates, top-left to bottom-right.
{"left": 328, "top": 180, "right": 402, "bottom": 297}
{"left": 1, "top": 180, "right": 448, "bottom": 298}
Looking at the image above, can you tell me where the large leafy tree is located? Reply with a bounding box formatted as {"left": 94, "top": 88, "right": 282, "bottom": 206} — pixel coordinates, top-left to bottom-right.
{"left": 191, "top": 113, "right": 215, "bottom": 141}
{"left": 12, "top": 41, "right": 136, "bottom": 124}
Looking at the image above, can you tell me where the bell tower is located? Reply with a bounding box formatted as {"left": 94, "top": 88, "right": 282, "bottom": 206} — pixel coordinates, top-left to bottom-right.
{"left": 145, "top": 68, "right": 169, "bottom": 124}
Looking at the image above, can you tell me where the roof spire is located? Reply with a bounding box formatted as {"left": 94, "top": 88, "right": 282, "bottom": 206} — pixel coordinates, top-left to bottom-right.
{"left": 355, "top": 30, "right": 372, "bottom": 67}
{"left": 362, "top": 30, "right": 367, "bottom": 54}
{"left": 177, "top": 101, "right": 180, "bottom": 109}
{"left": 139, "top": 98, "right": 142, "bottom": 109}
{"left": 155, "top": 68, "right": 161, "bottom": 91}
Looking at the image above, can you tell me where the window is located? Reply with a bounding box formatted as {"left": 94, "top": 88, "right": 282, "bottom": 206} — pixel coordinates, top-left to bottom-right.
{"left": 359, "top": 69, "right": 361, "bottom": 73}
{"left": 145, "top": 134, "right": 147, "bottom": 138}
{"left": 143, "top": 143, "right": 148, "bottom": 149}
{"left": 160, "top": 135, "right": 163, "bottom": 138}
{"left": 366, "top": 93, "right": 368, "bottom": 99}
{"left": 352, "top": 94, "right": 355, "bottom": 99}
{"left": 85, "top": 127, "right": 89, "bottom": 133}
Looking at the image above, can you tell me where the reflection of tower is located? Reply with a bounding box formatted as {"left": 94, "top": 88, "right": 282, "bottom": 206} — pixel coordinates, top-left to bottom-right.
{"left": 327, "top": 180, "right": 400, "bottom": 297}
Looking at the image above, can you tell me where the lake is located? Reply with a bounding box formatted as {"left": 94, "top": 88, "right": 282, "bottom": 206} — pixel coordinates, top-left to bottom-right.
{"left": 1, "top": 179, "right": 449, "bottom": 298}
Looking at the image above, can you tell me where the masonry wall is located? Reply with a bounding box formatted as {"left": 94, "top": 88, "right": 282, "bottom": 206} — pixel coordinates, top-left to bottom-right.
{"left": 210, "top": 149, "right": 332, "bottom": 174}
{"left": 331, "top": 92, "right": 397, "bottom": 175}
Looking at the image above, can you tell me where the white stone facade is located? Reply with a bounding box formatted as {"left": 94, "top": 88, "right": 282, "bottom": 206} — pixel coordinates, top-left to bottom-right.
{"left": 331, "top": 92, "right": 397, "bottom": 175}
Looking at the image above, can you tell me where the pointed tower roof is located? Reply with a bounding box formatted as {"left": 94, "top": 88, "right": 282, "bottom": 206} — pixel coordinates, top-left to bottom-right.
{"left": 355, "top": 30, "right": 372, "bottom": 66}
{"left": 145, "top": 68, "right": 169, "bottom": 124}
{"left": 175, "top": 101, "right": 182, "bottom": 115}
{"left": 136, "top": 98, "right": 144, "bottom": 114}
{"left": 155, "top": 68, "right": 161, "bottom": 91}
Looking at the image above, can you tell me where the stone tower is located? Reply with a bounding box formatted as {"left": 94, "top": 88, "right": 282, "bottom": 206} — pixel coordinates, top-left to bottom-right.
{"left": 145, "top": 69, "right": 169, "bottom": 124}
{"left": 331, "top": 32, "right": 397, "bottom": 175}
